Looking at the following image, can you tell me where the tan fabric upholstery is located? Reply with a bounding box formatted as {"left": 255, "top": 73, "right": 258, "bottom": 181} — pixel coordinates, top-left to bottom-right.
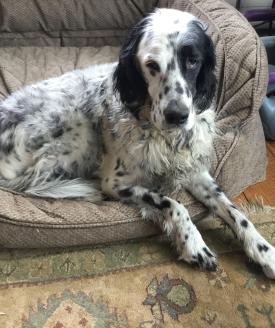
{"left": 0, "top": 0, "right": 268, "bottom": 248}
{"left": 0, "top": 0, "right": 162, "bottom": 47}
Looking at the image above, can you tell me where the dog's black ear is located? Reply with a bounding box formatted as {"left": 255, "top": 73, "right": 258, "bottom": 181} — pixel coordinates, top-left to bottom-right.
{"left": 194, "top": 32, "right": 216, "bottom": 112}
{"left": 113, "top": 16, "right": 149, "bottom": 113}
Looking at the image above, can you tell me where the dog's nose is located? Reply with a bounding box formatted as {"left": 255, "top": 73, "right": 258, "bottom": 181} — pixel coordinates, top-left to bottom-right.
{"left": 164, "top": 100, "right": 189, "bottom": 126}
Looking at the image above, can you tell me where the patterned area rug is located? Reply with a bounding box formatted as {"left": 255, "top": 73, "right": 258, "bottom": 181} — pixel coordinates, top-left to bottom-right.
{"left": 1, "top": 205, "right": 275, "bottom": 328}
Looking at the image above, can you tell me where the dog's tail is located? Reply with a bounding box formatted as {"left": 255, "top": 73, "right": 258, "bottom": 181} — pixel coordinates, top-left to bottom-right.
{"left": 25, "top": 178, "right": 102, "bottom": 202}
{"left": 0, "top": 174, "right": 102, "bottom": 202}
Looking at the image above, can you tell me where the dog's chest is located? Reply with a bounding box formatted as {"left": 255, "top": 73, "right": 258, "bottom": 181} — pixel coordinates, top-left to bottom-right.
{"left": 101, "top": 112, "right": 215, "bottom": 188}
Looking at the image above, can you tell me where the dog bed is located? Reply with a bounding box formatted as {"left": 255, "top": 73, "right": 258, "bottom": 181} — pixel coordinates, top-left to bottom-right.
{"left": 0, "top": 0, "right": 268, "bottom": 248}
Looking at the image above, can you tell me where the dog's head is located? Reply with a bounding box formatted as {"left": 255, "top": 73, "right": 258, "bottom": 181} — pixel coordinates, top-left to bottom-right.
{"left": 114, "top": 8, "right": 216, "bottom": 131}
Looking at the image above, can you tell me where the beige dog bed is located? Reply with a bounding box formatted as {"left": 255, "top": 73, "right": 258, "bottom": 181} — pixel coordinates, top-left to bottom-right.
{"left": 0, "top": 0, "right": 268, "bottom": 248}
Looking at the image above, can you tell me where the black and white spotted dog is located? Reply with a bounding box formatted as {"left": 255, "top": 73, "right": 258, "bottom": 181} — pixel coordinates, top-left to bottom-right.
{"left": 0, "top": 9, "right": 275, "bottom": 278}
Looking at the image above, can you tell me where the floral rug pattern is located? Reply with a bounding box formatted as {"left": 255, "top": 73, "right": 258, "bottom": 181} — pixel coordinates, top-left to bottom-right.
{"left": 1, "top": 205, "right": 275, "bottom": 327}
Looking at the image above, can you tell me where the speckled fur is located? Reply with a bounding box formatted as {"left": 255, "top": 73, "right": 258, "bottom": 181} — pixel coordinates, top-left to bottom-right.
{"left": 0, "top": 9, "right": 275, "bottom": 278}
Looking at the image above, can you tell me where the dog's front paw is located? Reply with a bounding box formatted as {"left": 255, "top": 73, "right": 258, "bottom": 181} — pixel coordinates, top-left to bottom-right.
{"left": 179, "top": 244, "right": 218, "bottom": 272}
{"left": 166, "top": 199, "right": 218, "bottom": 272}
{"left": 258, "top": 246, "right": 275, "bottom": 280}
{"left": 177, "top": 226, "right": 218, "bottom": 271}
{"left": 263, "top": 262, "right": 275, "bottom": 280}
{"left": 245, "top": 236, "right": 275, "bottom": 279}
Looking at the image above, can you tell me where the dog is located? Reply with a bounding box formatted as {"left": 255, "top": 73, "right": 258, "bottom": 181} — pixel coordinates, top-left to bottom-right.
{"left": 0, "top": 8, "right": 274, "bottom": 278}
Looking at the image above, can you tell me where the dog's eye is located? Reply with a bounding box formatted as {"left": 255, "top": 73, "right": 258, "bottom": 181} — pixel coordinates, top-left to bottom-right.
{"left": 145, "top": 60, "right": 160, "bottom": 73}
{"left": 186, "top": 57, "right": 199, "bottom": 70}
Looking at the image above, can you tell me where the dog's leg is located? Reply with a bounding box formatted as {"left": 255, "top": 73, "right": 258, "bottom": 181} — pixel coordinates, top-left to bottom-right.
{"left": 111, "top": 185, "right": 217, "bottom": 270}
{"left": 186, "top": 170, "right": 275, "bottom": 279}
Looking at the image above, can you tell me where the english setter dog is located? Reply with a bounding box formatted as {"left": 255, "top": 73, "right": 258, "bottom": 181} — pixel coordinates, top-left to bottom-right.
{"left": 0, "top": 9, "right": 275, "bottom": 278}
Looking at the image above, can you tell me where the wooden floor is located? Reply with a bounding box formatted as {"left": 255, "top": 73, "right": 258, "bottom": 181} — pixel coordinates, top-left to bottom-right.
{"left": 234, "top": 141, "right": 275, "bottom": 206}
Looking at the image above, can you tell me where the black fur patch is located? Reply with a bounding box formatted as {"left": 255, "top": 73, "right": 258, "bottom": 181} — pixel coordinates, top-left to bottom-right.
{"left": 0, "top": 104, "right": 25, "bottom": 133}
{"left": 241, "top": 220, "right": 248, "bottom": 228}
{"left": 183, "top": 21, "right": 216, "bottom": 112}
{"left": 203, "top": 247, "right": 213, "bottom": 258}
{"left": 142, "top": 193, "right": 170, "bottom": 209}
{"left": 49, "top": 113, "right": 61, "bottom": 124}
{"left": 159, "top": 199, "right": 171, "bottom": 209}
{"left": 102, "top": 99, "right": 109, "bottom": 111}
{"left": 114, "top": 158, "right": 121, "bottom": 170}
{"left": 167, "top": 59, "right": 176, "bottom": 71}
{"left": 164, "top": 86, "right": 170, "bottom": 95}
{"left": 99, "top": 84, "right": 105, "bottom": 96}
{"left": 197, "top": 253, "right": 204, "bottom": 265}
{"left": 102, "top": 142, "right": 107, "bottom": 154}
{"left": 70, "top": 161, "right": 78, "bottom": 171}
{"left": 52, "top": 168, "right": 69, "bottom": 179}
{"left": 118, "top": 188, "right": 133, "bottom": 198}
{"left": 257, "top": 244, "right": 269, "bottom": 252}
{"left": 52, "top": 128, "right": 64, "bottom": 139}
{"left": 29, "top": 135, "right": 45, "bottom": 150}
{"left": 0, "top": 138, "right": 14, "bottom": 155}
{"left": 113, "top": 16, "right": 149, "bottom": 111}
{"left": 142, "top": 193, "right": 157, "bottom": 207}
{"left": 175, "top": 82, "right": 184, "bottom": 94}
{"left": 227, "top": 210, "right": 236, "bottom": 222}
{"left": 185, "top": 87, "right": 191, "bottom": 98}
{"left": 116, "top": 171, "right": 125, "bottom": 177}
